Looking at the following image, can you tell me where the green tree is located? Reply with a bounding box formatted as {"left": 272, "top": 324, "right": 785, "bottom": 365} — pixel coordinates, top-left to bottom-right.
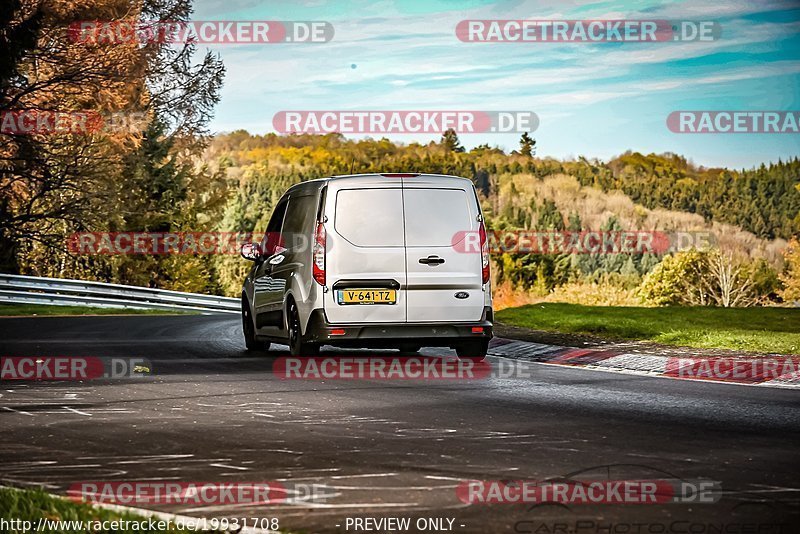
{"left": 519, "top": 132, "right": 536, "bottom": 157}
{"left": 638, "top": 250, "right": 708, "bottom": 306}
{"left": 441, "top": 128, "right": 465, "bottom": 153}
{"left": 537, "top": 200, "right": 564, "bottom": 230}
{"left": 567, "top": 211, "right": 582, "bottom": 232}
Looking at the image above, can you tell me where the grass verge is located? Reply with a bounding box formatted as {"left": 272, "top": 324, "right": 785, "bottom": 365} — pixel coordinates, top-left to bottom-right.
{"left": 0, "top": 304, "right": 197, "bottom": 316}
{"left": 495, "top": 303, "right": 800, "bottom": 354}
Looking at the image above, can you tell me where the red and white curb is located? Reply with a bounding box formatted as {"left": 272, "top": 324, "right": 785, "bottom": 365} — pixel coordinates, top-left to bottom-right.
{"left": 488, "top": 338, "right": 800, "bottom": 389}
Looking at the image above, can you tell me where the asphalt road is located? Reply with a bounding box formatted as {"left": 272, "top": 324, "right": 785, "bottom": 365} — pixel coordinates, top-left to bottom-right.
{"left": 1, "top": 314, "right": 799, "bottom": 533}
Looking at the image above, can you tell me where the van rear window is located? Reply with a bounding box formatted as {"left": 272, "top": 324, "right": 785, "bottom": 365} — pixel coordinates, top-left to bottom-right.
{"left": 403, "top": 188, "right": 473, "bottom": 247}
{"left": 335, "top": 188, "right": 404, "bottom": 247}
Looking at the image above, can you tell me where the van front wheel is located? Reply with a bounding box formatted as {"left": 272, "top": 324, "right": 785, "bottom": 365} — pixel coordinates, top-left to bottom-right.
{"left": 455, "top": 339, "right": 489, "bottom": 360}
{"left": 288, "top": 301, "right": 319, "bottom": 357}
{"left": 242, "top": 299, "right": 268, "bottom": 352}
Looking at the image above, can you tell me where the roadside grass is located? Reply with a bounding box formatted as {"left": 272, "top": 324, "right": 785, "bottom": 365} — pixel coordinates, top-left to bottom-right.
{"left": 0, "top": 304, "right": 198, "bottom": 316}
{"left": 0, "top": 486, "right": 207, "bottom": 533}
{"left": 495, "top": 303, "right": 800, "bottom": 354}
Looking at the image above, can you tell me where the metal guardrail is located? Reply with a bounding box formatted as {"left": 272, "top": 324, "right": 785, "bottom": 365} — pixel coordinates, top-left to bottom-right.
{"left": 0, "top": 274, "right": 240, "bottom": 314}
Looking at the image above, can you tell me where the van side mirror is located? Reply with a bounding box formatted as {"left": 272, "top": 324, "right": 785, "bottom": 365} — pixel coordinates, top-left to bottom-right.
{"left": 240, "top": 242, "right": 262, "bottom": 261}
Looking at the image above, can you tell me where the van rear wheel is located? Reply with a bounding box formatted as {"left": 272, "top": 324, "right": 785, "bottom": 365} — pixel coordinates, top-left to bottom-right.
{"left": 288, "top": 301, "right": 319, "bottom": 357}
{"left": 455, "top": 339, "right": 489, "bottom": 360}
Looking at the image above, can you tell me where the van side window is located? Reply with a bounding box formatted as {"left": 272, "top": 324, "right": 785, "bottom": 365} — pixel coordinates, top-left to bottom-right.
{"left": 282, "top": 195, "right": 317, "bottom": 251}
{"left": 262, "top": 198, "right": 288, "bottom": 256}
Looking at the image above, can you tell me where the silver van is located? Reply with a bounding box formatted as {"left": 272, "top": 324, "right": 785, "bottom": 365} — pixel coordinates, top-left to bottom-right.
{"left": 240, "top": 173, "right": 493, "bottom": 358}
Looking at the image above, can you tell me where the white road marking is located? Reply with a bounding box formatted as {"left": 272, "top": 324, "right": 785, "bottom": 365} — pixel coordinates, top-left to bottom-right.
{"left": 63, "top": 406, "right": 91, "bottom": 416}
{"left": 2, "top": 406, "right": 34, "bottom": 416}
{"left": 209, "top": 463, "right": 250, "bottom": 471}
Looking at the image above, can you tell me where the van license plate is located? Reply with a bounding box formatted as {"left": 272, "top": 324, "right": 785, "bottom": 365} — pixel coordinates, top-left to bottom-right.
{"left": 338, "top": 289, "right": 396, "bottom": 305}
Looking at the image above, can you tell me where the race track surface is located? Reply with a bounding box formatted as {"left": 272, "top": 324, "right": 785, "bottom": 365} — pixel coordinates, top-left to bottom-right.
{"left": 1, "top": 314, "right": 798, "bottom": 533}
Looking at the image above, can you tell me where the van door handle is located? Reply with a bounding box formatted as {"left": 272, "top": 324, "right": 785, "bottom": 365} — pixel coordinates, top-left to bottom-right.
{"left": 419, "top": 255, "right": 445, "bottom": 265}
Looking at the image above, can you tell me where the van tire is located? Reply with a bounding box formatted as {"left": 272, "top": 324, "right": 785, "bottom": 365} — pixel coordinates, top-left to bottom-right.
{"left": 242, "top": 298, "right": 268, "bottom": 352}
{"left": 455, "top": 339, "right": 489, "bottom": 360}
{"left": 288, "top": 300, "right": 319, "bottom": 357}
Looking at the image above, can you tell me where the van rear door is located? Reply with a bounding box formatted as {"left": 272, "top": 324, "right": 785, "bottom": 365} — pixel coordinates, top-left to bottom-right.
{"left": 323, "top": 177, "right": 407, "bottom": 324}
{"left": 402, "top": 176, "right": 484, "bottom": 322}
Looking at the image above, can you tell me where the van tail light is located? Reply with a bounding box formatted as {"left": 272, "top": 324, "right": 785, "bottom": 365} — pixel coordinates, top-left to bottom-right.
{"left": 313, "top": 222, "right": 326, "bottom": 286}
{"left": 479, "top": 221, "right": 490, "bottom": 285}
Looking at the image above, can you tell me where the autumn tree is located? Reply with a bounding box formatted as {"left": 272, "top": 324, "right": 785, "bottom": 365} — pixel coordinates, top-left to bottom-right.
{"left": 1, "top": 0, "right": 144, "bottom": 271}
{"left": 779, "top": 238, "right": 800, "bottom": 302}
{"left": 639, "top": 249, "right": 762, "bottom": 307}
{"left": 702, "top": 251, "right": 757, "bottom": 307}
{"left": 1, "top": 0, "right": 225, "bottom": 282}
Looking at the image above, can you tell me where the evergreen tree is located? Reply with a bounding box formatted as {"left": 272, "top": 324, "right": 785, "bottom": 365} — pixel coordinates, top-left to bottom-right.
{"left": 537, "top": 200, "right": 564, "bottom": 230}
{"left": 567, "top": 212, "right": 582, "bottom": 232}
{"left": 441, "top": 128, "right": 465, "bottom": 153}
{"left": 519, "top": 132, "right": 536, "bottom": 157}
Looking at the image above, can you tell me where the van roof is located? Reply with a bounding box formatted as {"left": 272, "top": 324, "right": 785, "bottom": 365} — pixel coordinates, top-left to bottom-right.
{"left": 327, "top": 173, "right": 471, "bottom": 182}
{"left": 285, "top": 173, "right": 474, "bottom": 196}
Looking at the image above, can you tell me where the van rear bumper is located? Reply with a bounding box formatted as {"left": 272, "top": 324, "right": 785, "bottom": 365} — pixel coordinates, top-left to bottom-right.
{"left": 304, "top": 307, "right": 493, "bottom": 348}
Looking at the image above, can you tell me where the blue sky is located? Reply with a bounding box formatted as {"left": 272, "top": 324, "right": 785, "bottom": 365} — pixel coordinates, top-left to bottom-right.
{"left": 193, "top": 0, "right": 800, "bottom": 169}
